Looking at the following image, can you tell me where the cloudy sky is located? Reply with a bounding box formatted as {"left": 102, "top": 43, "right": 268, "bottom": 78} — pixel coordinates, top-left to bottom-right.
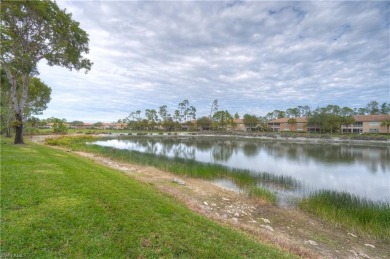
{"left": 37, "top": 1, "right": 390, "bottom": 122}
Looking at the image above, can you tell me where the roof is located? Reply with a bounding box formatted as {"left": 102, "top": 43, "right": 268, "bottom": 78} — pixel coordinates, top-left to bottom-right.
{"left": 268, "top": 117, "right": 308, "bottom": 123}
{"left": 353, "top": 114, "right": 390, "bottom": 122}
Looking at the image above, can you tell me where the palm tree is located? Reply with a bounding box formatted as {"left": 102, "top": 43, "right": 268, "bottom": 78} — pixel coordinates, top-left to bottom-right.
{"left": 287, "top": 118, "right": 297, "bottom": 131}
{"left": 381, "top": 119, "right": 390, "bottom": 133}
{"left": 340, "top": 116, "right": 355, "bottom": 134}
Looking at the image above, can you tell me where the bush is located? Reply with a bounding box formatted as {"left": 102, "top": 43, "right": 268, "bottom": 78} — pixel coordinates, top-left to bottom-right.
{"left": 45, "top": 135, "right": 94, "bottom": 146}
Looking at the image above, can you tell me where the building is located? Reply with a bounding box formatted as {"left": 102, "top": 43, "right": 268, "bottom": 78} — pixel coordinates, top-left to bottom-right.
{"left": 267, "top": 117, "right": 308, "bottom": 132}
{"left": 268, "top": 115, "right": 390, "bottom": 134}
{"left": 341, "top": 115, "right": 390, "bottom": 134}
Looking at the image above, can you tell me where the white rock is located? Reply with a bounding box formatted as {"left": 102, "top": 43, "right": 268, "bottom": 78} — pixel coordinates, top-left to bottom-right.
{"left": 234, "top": 213, "right": 240, "bottom": 218}
{"left": 304, "top": 240, "right": 318, "bottom": 246}
{"left": 230, "top": 217, "right": 239, "bottom": 223}
{"left": 261, "top": 218, "right": 270, "bottom": 224}
{"left": 203, "top": 201, "right": 208, "bottom": 206}
{"left": 172, "top": 178, "right": 185, "bottom": 185}
{"left": 364, "top": 244, "right": 375, "bottom": 248}
{"left": 260, "top": 225, "right": 274, "bottom": 232}
{"left": 222, "top": 197, "right": 230, "bottom": 201}
{"left": 359, "top": 252, "right": 370, "bottom": 258}
{"left": 348, "top": 233, "right": 357, "bottom": 238}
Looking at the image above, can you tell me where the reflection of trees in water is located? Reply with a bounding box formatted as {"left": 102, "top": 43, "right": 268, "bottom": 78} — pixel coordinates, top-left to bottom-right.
{"left": 193, "top": 140, "right": 214, "bottom": 151}
{"left": 260, "top": 142, "right": 390, "bottom": 174}
{"left": 172, "top": 142, "right": 195, "bottom": 160}
{"left": 243, "top": 143, "right": 259, "bottom": 157}
{"left": 124, "top": 137, "right": 390, "bottom": 174}
{"left": 211, "top": 141, "right": 236, "bottom": 162}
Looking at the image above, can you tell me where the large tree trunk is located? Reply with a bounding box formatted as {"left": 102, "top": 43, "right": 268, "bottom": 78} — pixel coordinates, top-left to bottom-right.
{"left": 4, "top": 68, "right": 29, "bottom": 144}
{"left": 14, "top": 113, "right": 24, "bottom": 144}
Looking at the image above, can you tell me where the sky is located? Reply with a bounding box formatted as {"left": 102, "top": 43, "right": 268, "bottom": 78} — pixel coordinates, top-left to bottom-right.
{"left": 36, "top": 0, "right": 390, "bottom": 123}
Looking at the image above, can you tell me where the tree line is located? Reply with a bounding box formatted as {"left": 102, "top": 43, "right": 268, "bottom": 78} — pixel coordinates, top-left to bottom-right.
{"left": 116, "top": 100, "right": 389, "bottom": 132}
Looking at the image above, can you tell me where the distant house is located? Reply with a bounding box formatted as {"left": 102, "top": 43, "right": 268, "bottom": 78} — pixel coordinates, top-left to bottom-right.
{"left": 267, "top": 117, "right": 308, "bottom": 132}
{"left": 341, "top": 115, "right": 390, "bottom": 134}
{"left": 267, "top": 115, "right": 390, "bottom": 134}
{"left": 232, "top": 119, "right": 246, "bottom": 131}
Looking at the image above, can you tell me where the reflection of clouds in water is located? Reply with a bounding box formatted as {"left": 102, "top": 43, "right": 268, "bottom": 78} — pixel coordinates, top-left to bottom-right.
{"left": 91, "top": 138, "right": 390, "bottom": 202}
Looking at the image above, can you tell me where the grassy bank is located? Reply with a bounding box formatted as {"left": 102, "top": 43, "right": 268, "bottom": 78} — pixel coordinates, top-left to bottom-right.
{"left": 300, "top": 190, "right": 390, "bottom": 241}
{"left": 45, "top": 136, "right": 298, "bottom": 204}
{"left": 1, "top": 136, "right": 294, "bottom": 258}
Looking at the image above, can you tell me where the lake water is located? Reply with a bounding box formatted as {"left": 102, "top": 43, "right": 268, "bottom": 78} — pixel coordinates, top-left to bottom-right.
{"left": 91, "top": 137, "right": 390, "bottom": 203}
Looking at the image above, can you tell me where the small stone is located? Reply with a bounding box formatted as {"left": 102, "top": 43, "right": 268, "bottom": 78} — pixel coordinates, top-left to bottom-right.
{"left": 230, "top": 217, "right": 239, "bottom": 223}
{"left": 260, "top": 225, "right": 274, "bottom": 232}
{"left": 172, "top": 178, "right": 185, "bottom": 185}
{"left": 364, "top": 244, "right": 375, "bottom": 248}
{"left": 234, "top": 212, "right": 240, "bottom": 218}
{"left": 359, "top": 252, "right": 370, "bottom": 259}
{"left": 203, "top": 201, "right": 209, "bottom": 206}
{"left": 261, "top": 218, "right": 270, "bottom": 224}
{"left": 222, "top": 197, "right": 230, "bottom": 201}
{"left": 304, "top": 240, "right": 318, "bottom": 246}
{"left": 348, "top": 250, "right": 358, "bottom": 257}
{"left": 348, "top": 233, "right": 357, "bottom": 238}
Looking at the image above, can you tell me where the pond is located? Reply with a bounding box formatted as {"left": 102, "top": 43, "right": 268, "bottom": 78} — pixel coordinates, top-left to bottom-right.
{"left": 90, "top": 137, "right": 390, "bottom": 204}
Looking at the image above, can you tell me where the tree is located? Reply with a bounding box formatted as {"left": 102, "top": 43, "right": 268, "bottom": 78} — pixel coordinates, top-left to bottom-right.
{"left": 145, "top": 109, "right": 158, "bottom": 130}
{"left": 209, "top": 99, "right": 218, "bottom": 118}
{"left": 381, "top": 119, "right": 390, "bottom": 133}
{"left": 286, "top": 108, "right": 300, "bottom": 118}
{"left": 161, "top": 117, "right": 180, "bottom": 131}
{"left": 53, "top": 118, "right": 68, "bottom": 134}
{"left": 1, "top": 69, "right": 51, "bottom": 137}
{"left": 243, "top": 114, "right": 259, "bottom": 131}
{"left": 158, "top": 105, "right": 170, "bottom": 121}
{"left": 340, "top": 107, "right": 355, "bottom": 117}
{"left": 340, "top": 116, "right": 355, "bottom": 134}
{"left": 70, "top": 120, "right": 84, "bottom": 129}
{"left": 234, "top": 112, "right": 240, "bottom": 119}
{"left": 272, "top": 110, "right": 285, "bottom": 119}
{"left": 187, "top": 106, "right": 197, "bottom": 121}
{"left": 287, "top": 118, "right": 297, "bottom": 131}
{"left": 93, "top": 122, "right": 104, "bottom": 128}
{"left": 173, "top": 110, "right": 181, "bottom": 122}
{"left": 178, "top": 100, "right": 189, "bottom": 122}
{"left": 212, "top": 110, "right": 233, "bottom": 130}
{"left": 1, "top": 1, "right": 92, "bottom": 144}
{"left": 380, "top": 102, "right": 390, "bottom": 114}
{"left": 0, "top": 69, "right": 13, "bottom": 137}
{"left": 196, "top": 116, "right": 212, "bottom": 131}
{"left": 365, "top": 101, "right": 379, "bottom": 115}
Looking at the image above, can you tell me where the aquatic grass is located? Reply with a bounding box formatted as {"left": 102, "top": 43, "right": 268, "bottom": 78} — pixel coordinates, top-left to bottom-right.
{"left": 247, "top": 185, "right": 277, "bottom": 204}
{"left": 300, "top": 190, "right": 390, "bottom": 241}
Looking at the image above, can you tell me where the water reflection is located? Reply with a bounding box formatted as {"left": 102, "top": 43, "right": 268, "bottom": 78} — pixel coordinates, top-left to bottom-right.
{"left": 91, "top": 137, "right": 390, "bottom": 202}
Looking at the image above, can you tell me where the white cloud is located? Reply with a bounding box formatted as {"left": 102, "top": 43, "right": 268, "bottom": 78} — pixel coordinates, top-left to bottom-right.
{"left": 36, "top": 1, "right": 390, "bottom": 122}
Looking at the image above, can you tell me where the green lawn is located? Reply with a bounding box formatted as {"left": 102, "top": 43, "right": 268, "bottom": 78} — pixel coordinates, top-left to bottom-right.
{"left": 0, "top": 137, "right": 293, "bottom": 258}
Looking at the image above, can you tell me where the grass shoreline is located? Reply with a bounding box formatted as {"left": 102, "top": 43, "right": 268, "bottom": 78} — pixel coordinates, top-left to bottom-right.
{"left": 44, "top": 135, "right": 390, "bottom": 242}
{"left": 1, "top": 136, "right": 294, "bottom": 258}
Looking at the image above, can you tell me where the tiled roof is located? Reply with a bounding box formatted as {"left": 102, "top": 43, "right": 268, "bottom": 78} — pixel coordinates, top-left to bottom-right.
{"left": 268, "top": 117, "right": 308, "bottom": 123}
{"left": 353, "top": 114, "right": 390, "bottom": 122}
